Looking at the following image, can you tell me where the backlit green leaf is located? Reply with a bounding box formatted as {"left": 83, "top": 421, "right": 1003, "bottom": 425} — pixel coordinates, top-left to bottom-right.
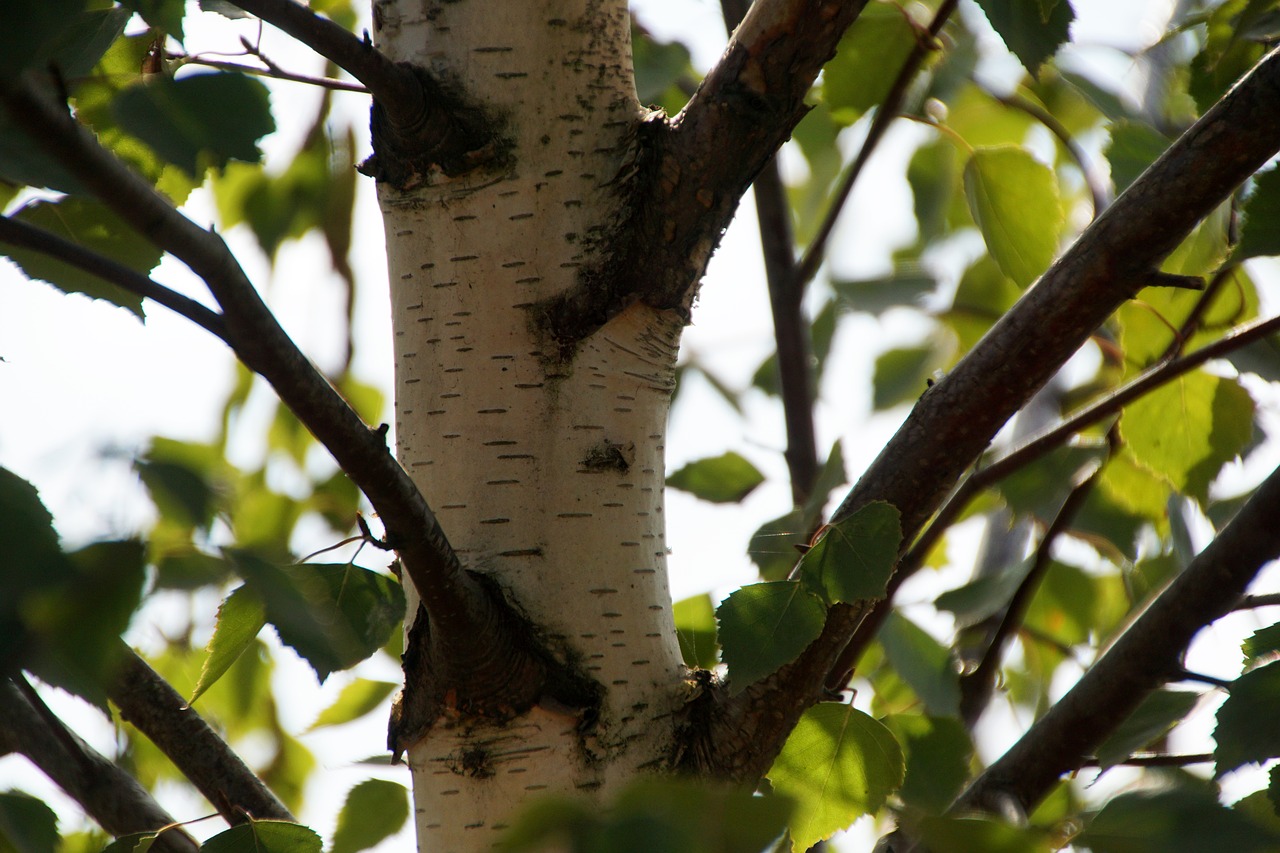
{"left": 717, "top": 581, "right": 826, "bottom": 695}
{"left": 201, "top": 820, "right": 322, "bottom": 853}
{"left": 308, "top": 679, "right": 399, "bottom": 731}
{"left": 673, "top": 593, "right": 719, "bottom": 670}
{"left": 917, "top": 815, "right": 1053, "bottom": 852}
{"left": 1215, "top": 661, "right": 1280, "bottom": 776}
{"left": 766, "top": 704, "right": 904, "bottom": 851}
{"left": 1121, "top": 371, "right": 1254, "bottom": 503}
{"left": 1236, "top": 167, "right": 1280, "bottom": 260}
{"left": 822, "top": 3, "right": 919, "bottom": 125}
{"left": 113, "top": 72, "right": 274, "bottom": 176}
{"left": 1106, "top": 120, "right": 1171, "bottom": 195}
{"left": 879, "top": 612, "right": 960, "bottom": 717}
{"left": 190, "top": 585, "right": 266, "bottom": 704}
{"left": 667, "top": 452, "right": 765, "bottom": 504}
{"left": 796, "top": 501, "right": 901, "bottom": 604}
{"left": 884, "top": 714, "right": 974, "bottom": 814}
{"left": 1094, "top": 689, "right": 1199, "bottom": 770}
{"left": 974, "top": 0, "right": 1074, "bottom": 75}
{"left": 330, "top": 780, "right": 409, "bottom": 853}
{"left": 1243, "top": 622, "right": 1280, "bottom": 665}
{"left": 964, "top": 146, "right": 1063, "bottom": 289}
{"left": 1080, "top": 787, "right": 1280, "bottom": 853}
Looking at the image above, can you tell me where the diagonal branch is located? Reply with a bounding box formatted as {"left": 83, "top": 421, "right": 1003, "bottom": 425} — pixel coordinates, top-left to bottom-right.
{"left": 538, "top": 0, "right": 872, "bottom": 349}
{"left": 0, "top": 677, "right": 200, "bottom": 852}
{"left": 0, "top": 215, "right": 228, "bottom": 341}
{"left": 953, "top": 460, "right": 1280, "bottom": 816}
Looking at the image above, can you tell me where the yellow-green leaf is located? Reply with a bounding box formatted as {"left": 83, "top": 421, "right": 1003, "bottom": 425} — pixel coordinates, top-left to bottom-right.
{"left": 964, "top": 146, "right": 1063, "bottom": 288}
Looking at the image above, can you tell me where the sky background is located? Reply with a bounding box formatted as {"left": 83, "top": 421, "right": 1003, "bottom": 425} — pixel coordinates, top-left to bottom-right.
{"left": 4, "top": 0, "right": 1280, "bottom": 849}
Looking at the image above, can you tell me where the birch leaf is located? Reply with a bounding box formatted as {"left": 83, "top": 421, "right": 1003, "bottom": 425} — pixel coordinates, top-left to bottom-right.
{"left": 766, "top": 704, "right": 904, "bottom": 851}
{"left": 964, "top": 147, "right": 1062, "bottom": 288}
{"left": 1215, "top": 661, "right": 1280, "bottom": 777}
{"left": 190, "top": 585, "right": 266, "bottom": 704}
{"left": 330, "top": 780, "right": 409, "bottom": 853}
{"left": 667, "top": 451, "right": 765, "bottom": 503}
{"left": 797, "top": 501, "right": 901, "bottom": 604}
{"left": 717, "top": 581, "right": 826, "bottom": 695}
{"left": 202, "top": 820, "right": 322, "bottom": 853}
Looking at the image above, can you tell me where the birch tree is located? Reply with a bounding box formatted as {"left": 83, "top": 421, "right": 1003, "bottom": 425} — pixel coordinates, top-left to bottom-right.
{"left": 5, "top": 0, "right": 1280, "bottom": 851}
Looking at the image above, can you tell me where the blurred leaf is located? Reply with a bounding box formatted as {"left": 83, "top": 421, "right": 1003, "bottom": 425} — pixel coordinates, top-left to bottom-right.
{"left": 330, "top": 779, "right": 409, "bottom": 853}
{"left": 201, "top": 820, "right": 322, "bottom": 853}
{"left": 1098, "top": 448, "right": 1172, "bottom": 522}
{"left": 797, "top": 501, "right": 901, "bottom": 604}
{"left": 1121, "top": 372, "right": 1254, "bottom": 503}
{"left": 879, "top": 612, "right": 960, "bottom": 717}
{"left": 1215, "top": 660, "right": 1280, "bottom": 776}
{"left": 1227, "top": 334, "right": 1280, "bottom": 383}
{"left": 667, "top": 452, "right": 765, "bottom": 504}
{"left": 308, "top": 679, "right": 399, "bottom": 731}
{"left": 1243, "top": 622, "right": 1280, "bottom": 665}
{"left": 942, "top": 254, "right": 1022, "bottom": 353}
{"left": 0, "top": 790, "right": 59, "bottom": 853}
{"left": 907, "top": 139, "right": 960, "bottom": 243}
{"left": 0, "top": 1, "right": 121, "bottom": 78}
{"left": 748, "top": 509, "right": 807, "bottom": 582}
{"left": 190, "top": 585, "right": 266, "bottom": 704}
{"left": 717, "top": 581, "right": 826, "bottom": 695}
{"left": 917, "top": 815, "right": 1054, "bottom": 852}
{"left": 997, "top": 442, "right": 1105, "bottom": 521}
{"left": 766, "top": 703, "right": 904, "bottom": 852}
{"left": 631, "top": 25, "right": 694, "bottom": 112}
{"left": 1025, "top": 562, "right": 1127, "bottom": 648}
{"left": 113, "top": 72, "right": 274, "bottom": 176}
{"left": 1094, "top": 689, "right": 1199, "bottom": 770}
{"left": 935, "top": 557, "right": 1032, "bottom": 625}
{"left": 154, "top": 549, "right": 234, "bottom": 590}
{"left": 673, "top": 593, "right": 719, "bottom": 670}
{"left": 832, "top": 271, "right": 934, "bottom": 316}
{"left": 964, "top": 147, "right": 1063, "bottom": 289}
{"left": 974, "top": 0, "right": 1074, "bottom": 75}
{"left": 1236, "top": 166, "right": 1280, "bottom": 260}
{"left": 872, "top": 337, "right": 949, "bottom": 410}
{"left": 121, "top": 0, "right": 187, "bottom": 42}
{"left": 1106, "top": 120, "right": 1171, "bottom": 196}
{"left": 752, "top": 299, "right": 837, "bottom": 398}
{"left": 135, "top": 438, "right": 225, "bottom": 532}
{"left": 1080, "top": 786, "right": 1280, "bottom": 853}
{"left": 884, "top": 714, "right": 974, "bottom": 814}
{"left": 1162, "top": 200, "right": 1231, "bottom": 277}
{"left": 5, "top": 198, "right": 162, "bottom": 317}
{"left": 228, "top": 552, "right": 405, "bottom": 681}
{"left": 822, "top": 3, "right": 918, "bottom": 125}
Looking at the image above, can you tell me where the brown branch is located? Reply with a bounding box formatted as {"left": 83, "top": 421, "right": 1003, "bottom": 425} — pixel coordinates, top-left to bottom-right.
{"left": 1080, "top": 752, "right": 1215, "bottom": 768}
{"left": 688, "top": 45, "right": 1280, "bottom": 775}
{"left": 1236, "top": 592, "right": 1280, "bottom": 610}
{"left": 719, "top": 0, "right": 818, "bottom": 505}
{"left": 0, "top": 77, "right": 559, "bottom": 733}
{"left": 0, "top": 677, "right": 199, "bottom": 852}
{"left": 538, "top": 0, "right": 872, "bottom": 349}
{"left": 108, "top": 648, "right": 295, "bottom": 824}
{"left": 0, "top": 215, "right": 229, "bottom": 341}
{"left": 953, "top": 460, "right": 1280, "bottom": 817}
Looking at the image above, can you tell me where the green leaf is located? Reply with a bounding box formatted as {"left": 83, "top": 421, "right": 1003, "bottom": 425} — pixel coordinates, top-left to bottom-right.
{"left": 822, "top": 3, "right": 918, "bottom": 125}
{"left": 997, "top": 442, "right": 1106, "bottom": 520}
{"left": 330, "top": 780, "right": 409, "bottom": 853}
{"left": 884, "top": 715, "right": 974, "bottom": 814}
{"left": 190, "top": 585, "right": 267, "bottom": 704}
{"left": 796, "top": 502, "right": 901, "bottom": 604}
{"left": 0, "top": 791, "right": 59, "bottom": 853}
{"left": 4, "top": 198, "right": 163, "bottom": 318}
{"left": 1080, "top": 787, "right": 1280, "bottom": 853}
{"left": 917, "top": 815, "right": 1054, "bottom": 852}
{"left": 201, "top": 820, "right": 322, "bottom": 853}
{"left": 766, "top": 704, "right": 904, "bottom": 852}
{"left": 1094, "top": 689, "right": 1199, "bottom": 770}
{"left": 0, "top": 0, "right": 100, "bottom": 77}
{"left": 673, "top": 593, "right": 719, "bottom": 670}
{"left": 873, "top": 344, "right": 939, "bottom": 410}
{"left": 964, "top": 146, "right": 1063, "bottom": 289}
{"left": 1106, "top": 120, "right": 1171, "bottom": 196}
{"left": 717, "top": 581, "right": 827, "bottom": 695}
{"left": 1236, "top": 167, "right": 1280, "bottom": 260}
{"left": 936, "top": 557, "right": 1033, "bottom": 625}
{"left": 1243, "top": 622, "right": 1280, "bottom": 665}
{"left": 973, "top": 0, "right": 1074, "bottom": 76}
{"left": 1121, "top": 372, "right": 1255, "bottom": 503}
{"left": 879, "top": 612, "right": 960, "bottom": 717}
{"left": 134, "top": 438, "right": 225, "bottom": 531}
{"left": 631, "top": 25, "right": 695, "bottom": 112}
{"left": 228, "top": 552, "right": 405, "bottom": 682}
{"left": 121, "top": 0, "right": 187, "bottom": 42}
{"left": 833, "top": 271, "right": 935, "bottom": 316}
{"left": 667, "top": 452, "right": 765, "bottom": 504}
{"left": 308, "top": 679, "right": 399, "bottom": 731}
{"left": 748, "top": 510, "right": 807, "bottom": 582}
{"left": 1215, "top": 660, "right": 1280, "bottom": 776}
{"left": 113, "top": 72, "right": 275, "bottom": 176}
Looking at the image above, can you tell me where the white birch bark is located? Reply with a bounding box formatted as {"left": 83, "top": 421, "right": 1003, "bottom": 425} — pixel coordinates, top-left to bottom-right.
{"left": 373, "top": 0, "right": 690, "bottom": 847}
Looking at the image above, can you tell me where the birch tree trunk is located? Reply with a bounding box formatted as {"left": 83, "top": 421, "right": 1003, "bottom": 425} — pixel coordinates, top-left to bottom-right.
{"left": 373, "top": 0, "right": 690, "bottom": 846}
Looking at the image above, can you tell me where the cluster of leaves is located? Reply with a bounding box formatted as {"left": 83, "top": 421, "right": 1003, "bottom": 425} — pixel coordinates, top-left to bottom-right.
{"left": 659, "top": 0, "right": 1280, "bottom": 850}
{"left": 0, "top": 1, "right": 416, "bottom": 851}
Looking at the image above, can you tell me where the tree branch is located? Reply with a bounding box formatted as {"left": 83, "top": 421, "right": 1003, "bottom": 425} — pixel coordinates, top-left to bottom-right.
{"left": 0, "top": 76, "right": 561, "bottom": 736}
{"left": 0, "top": 215, "right": 229, "bottom": 341}
{"left": 719, "top": 0, "right": 818, "bottom": 505}
{"left": 538, "top": 0, "right": 871, "bottom": 349}
{"left": 953, "top": 460, "right": 1280, "bottom": 816}
{"left": 108, "top": 648, "right": 295, "bottom": 824}
{"left": 0, "top": 677, "right": 199, "bottom": 852}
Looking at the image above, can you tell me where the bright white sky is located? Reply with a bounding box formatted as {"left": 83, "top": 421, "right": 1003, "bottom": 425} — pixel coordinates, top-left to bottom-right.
{"left": 4, "top": 0, "right": 1279, "bottom": 850}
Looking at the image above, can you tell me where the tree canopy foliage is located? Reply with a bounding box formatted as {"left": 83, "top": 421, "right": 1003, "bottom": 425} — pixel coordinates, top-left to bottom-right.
{"left": 4, "top": 0, "right": 1280, "bottom": 851}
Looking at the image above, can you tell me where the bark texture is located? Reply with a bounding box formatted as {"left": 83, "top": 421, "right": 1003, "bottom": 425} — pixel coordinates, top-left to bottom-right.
{"left": 373, "top": 1, "right": 690, "bottom": 846}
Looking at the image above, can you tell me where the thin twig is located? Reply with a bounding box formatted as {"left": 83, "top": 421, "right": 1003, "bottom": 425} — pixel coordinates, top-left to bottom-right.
{"left": 791, "top": 0, "right": 959, "bottom": 294}
{"left": 1080, "top": 752, "right": 1215, "bottom": 768}
{"left": 1236, "top": 592, "right": 1280, "bottom": 610}
{"left": 167, "top": 52, "right": 368, "bottom": 93}
{"left": 0, "top": 215, "right": 229, "bottom": 341}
